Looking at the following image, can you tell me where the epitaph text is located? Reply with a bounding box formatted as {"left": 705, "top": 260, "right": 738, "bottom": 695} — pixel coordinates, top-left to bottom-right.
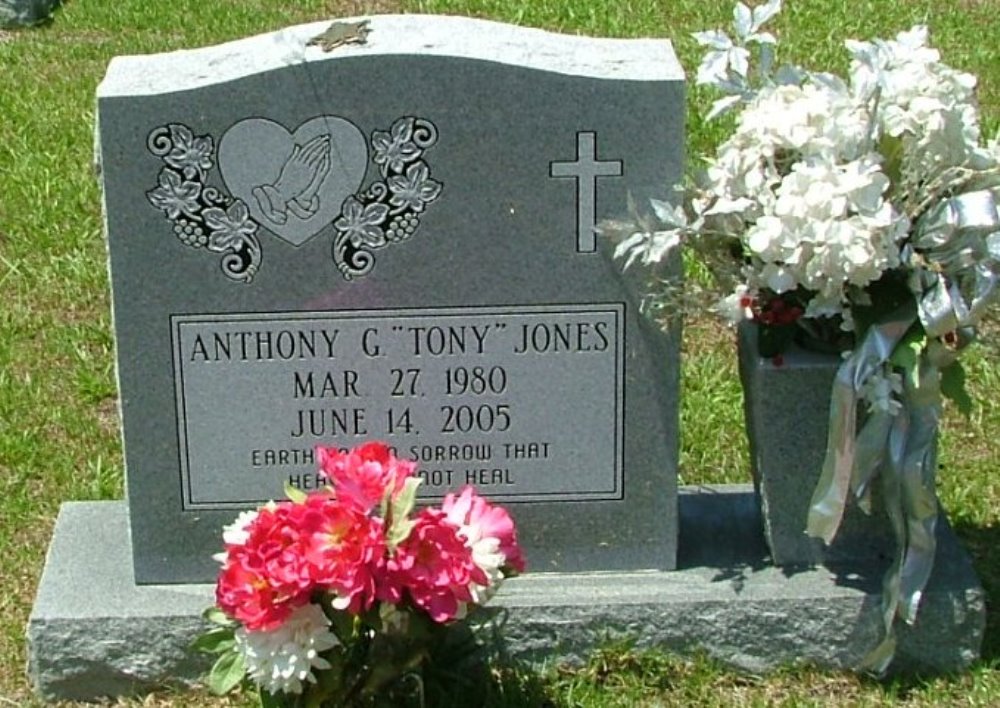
{"left": 172, "top": 304, "right": 624, "bottom": 509}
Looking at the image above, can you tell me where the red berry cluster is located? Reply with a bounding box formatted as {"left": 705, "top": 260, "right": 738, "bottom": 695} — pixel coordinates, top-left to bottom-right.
{"left": 753, "top": 297, "right": 803, "bottom": 326}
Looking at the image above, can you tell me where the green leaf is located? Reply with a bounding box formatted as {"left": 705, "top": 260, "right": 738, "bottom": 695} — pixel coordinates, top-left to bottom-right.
{"left": 206, "top": 649, "right": 246, "bottom": 695}
{"left": 284, "top": 479, "right": 308, "bottom": 503}
{"left": 395, "top": 476, "right": 421, "bottom": 519}
{"left": 386, "top": 477, "right": 421, "bottom": 549}
{"left": 303, "top": 663, "right": 342, "bottom": 708}
{"left": 878, "top": 134, "right": 904, "bottom": 190}
{"left": 190, "top": 626, "right": 235, "bottom": 655}
{"left": 203, "top": 606, "right": 234, "bottom": 626}
{"left": 889, "top": 327, "right": 925, "bottom": 391}
{"left": 941, "top": 361, "right": 974, "bottom": 417}
{"left": 259, "top": 689, "right": 286, "bottom": 708}
{"left": 327, "top": 608, "right": 358, "bottom": 645}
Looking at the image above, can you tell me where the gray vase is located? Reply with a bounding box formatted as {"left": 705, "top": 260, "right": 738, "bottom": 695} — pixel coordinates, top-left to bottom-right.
{"left": 738, "top": 323, "right": 894, "bottom": 566}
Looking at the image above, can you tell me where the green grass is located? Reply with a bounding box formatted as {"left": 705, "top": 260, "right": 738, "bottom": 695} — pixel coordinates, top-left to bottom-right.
{"left": 3, "top": 0, "right": 1000, "bottom": 705}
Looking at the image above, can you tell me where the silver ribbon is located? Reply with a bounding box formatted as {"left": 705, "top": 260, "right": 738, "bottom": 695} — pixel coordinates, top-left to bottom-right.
{"left": 912, "top": 189, "right": 1000, "bottom": 338}
{"left": 806, "top": 187, "right": 1000, "bottom": 672}
{"left": 806, "top": 310, "right": 913, "bottom": 544}
{"left": 859, "top": 358, "right": 941, "bottom": 673}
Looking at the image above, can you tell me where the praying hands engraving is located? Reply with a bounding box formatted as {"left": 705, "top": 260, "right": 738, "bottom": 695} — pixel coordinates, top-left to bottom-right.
{"left": 218, "top": 116, "right": 368, "bottom": 248}
{"left": 252, "top": 134, "right": 332, "bottom": 226}
{"left": 146, "top": 115, "right": 441, "bottom": 282}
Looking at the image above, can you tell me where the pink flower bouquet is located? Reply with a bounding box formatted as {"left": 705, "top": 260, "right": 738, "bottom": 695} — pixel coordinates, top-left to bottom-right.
{"left": 195, "top": 441, "right": 524, "bottom": 706}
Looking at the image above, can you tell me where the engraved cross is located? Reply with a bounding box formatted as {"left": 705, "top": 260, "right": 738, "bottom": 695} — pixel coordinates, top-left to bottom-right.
{"left": 549, "top": 132, "right": 623, "bottom": 253}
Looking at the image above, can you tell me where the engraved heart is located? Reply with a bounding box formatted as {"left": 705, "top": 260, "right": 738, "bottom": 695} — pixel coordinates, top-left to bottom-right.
{"left": 218, "top": 117, "right": 367, "bottom": 247}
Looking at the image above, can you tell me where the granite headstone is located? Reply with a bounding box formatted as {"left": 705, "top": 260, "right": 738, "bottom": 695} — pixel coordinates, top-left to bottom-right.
{"left": 95, "top": 15, "right": 684, "bottom": 583}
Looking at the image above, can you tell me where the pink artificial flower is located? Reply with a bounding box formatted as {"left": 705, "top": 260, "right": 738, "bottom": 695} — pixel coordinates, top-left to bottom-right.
{"left": 441, "top": 486, "right": 525, "bottom": 577}
{"left": 216, "top": 501, "right": 315, "bottom": 631}
{"left": 216, "top": 560, "right": 300, "bottom": 631}
{"left": 216, "top": 493, "right": 388, "bottom": 630}
{"left": 316, "top": 442, "right": 416, "bottom": 514}
{"left": 299, "top": 495, "right": 387, "bottom": 614}
{"left": 382, "top": 509, "right": 487, "bottom": 622}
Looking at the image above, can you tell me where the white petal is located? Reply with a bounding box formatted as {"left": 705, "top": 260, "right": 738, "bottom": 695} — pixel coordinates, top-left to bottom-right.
{"left": 692, "top": 29, "right": 733, "bottom": 50}
{"left": 752, "top": 0, "right": 782, "bottom": 31}
{"left": 733, "top": 3, "right": 753, "bottom": 39}
{"left": 696, "top": 50, "right": 731, "bottom": 85}
{"left": 705, "top": 196, "right": 753, "bottom": 215}
{"left": 748, "top": 31, "right": 776, "bottom": 45}
{"left": 646, "top": 231, "right": 682, "bottom": 262}
{"left": 651, "top": 199, "right": 687, "bottom": 228}
{"left": 706, "top": 94, "right": 744, "bottom": 121}
{"left": 729, "top": 47, "right": 750, "bottom": 79}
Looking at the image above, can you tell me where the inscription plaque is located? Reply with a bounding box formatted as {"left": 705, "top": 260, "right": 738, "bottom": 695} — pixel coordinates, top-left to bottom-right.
{"left": 173, "top": 304, "right": 624, "bottom": 508}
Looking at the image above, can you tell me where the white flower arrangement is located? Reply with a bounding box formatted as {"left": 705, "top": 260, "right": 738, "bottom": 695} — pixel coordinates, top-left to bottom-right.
{"left": 616, "top": 2, "right": 999, "bottom": 341}
{"left": 610, "top": 0, "right": 1000, "bottom": 672}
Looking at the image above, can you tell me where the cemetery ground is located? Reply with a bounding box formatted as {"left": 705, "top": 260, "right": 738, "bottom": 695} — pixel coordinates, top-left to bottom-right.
{"left": 2, "top": 0, "right": 999, "bottom": 705}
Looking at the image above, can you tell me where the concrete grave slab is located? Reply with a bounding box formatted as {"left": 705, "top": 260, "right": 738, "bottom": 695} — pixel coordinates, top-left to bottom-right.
{"left": 28, "top": 491, "right": 985, "bottom": 700}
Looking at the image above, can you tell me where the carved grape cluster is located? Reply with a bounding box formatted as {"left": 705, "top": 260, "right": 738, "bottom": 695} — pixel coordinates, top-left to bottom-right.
{"left": 146, "top": 124, "right": 262, "bottom": 282}
{"left": 385, "top": 214, "right": 420, "bottom": 242}
{"left": 332, "top": 117, "right": 441, "bottom": 279}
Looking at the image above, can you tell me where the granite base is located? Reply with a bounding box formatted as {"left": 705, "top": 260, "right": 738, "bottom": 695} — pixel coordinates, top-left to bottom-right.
{"left": 28, "top": 488, "right": 985, "bottom": 701}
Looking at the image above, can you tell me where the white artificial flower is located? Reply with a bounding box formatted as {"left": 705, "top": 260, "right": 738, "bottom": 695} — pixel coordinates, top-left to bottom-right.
{"left": 223, "top": 510, "right": 259, "bottom": 546}
{"left": 235, "top": 603, "right": 339, "bottom": 696}
{"left": 212, "top": 509, "right": 261, "bottom": 564}
{"left": 759, "top": 262, "right": 796, "bottom": 292}
{"left": 839, "top": 156, "right": 890, "bottom": 214}
{"left": 659, "top": 9, "right": 995, "bottom": 348}
{"left": 614, "top": 228, "right": 682, "bottom": 268}
{"left": 693, "top": 29, "right": 750, "bottom": 87}
{"left": 694, "top": 0, "right": 782, "bottom": 96}
{"left": 860, "top": 368, "right": 904, "bottom": 416}
{"left": 848, "top": 25, "right": 983, "bottom": 175}
{"left": 723, "top": 122, "right": 905, "bottom": 310}
{"left": 716, "top": 284, "right": 757, "bottom": 324}
{"left": 741, "top": 0, "right": 782, "bottom": 43}
{"left": 746, "top": 215, "right": 792, "bottom": 260}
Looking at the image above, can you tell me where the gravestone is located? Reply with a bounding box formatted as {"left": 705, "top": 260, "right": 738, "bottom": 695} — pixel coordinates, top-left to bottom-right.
{"left": 27, "top": 15, "right": 985, "bottom": 702}
{"left": 95, "top": 15, "right": 683, "bottom": 584}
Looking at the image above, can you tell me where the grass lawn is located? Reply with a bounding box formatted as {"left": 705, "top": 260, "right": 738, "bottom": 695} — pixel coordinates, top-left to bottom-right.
{"left": 2, "top": 0, "right": 999, "bottom": 705}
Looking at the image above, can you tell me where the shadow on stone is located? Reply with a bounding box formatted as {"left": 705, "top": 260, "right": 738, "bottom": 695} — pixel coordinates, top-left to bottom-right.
{"left": 952, "top": 519, "right": 1000, "bottom": 662}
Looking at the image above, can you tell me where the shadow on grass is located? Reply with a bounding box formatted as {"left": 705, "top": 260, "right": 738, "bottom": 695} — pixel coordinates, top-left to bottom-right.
{"left": 413, "top": 610, "right": 554, "bottom": 708}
